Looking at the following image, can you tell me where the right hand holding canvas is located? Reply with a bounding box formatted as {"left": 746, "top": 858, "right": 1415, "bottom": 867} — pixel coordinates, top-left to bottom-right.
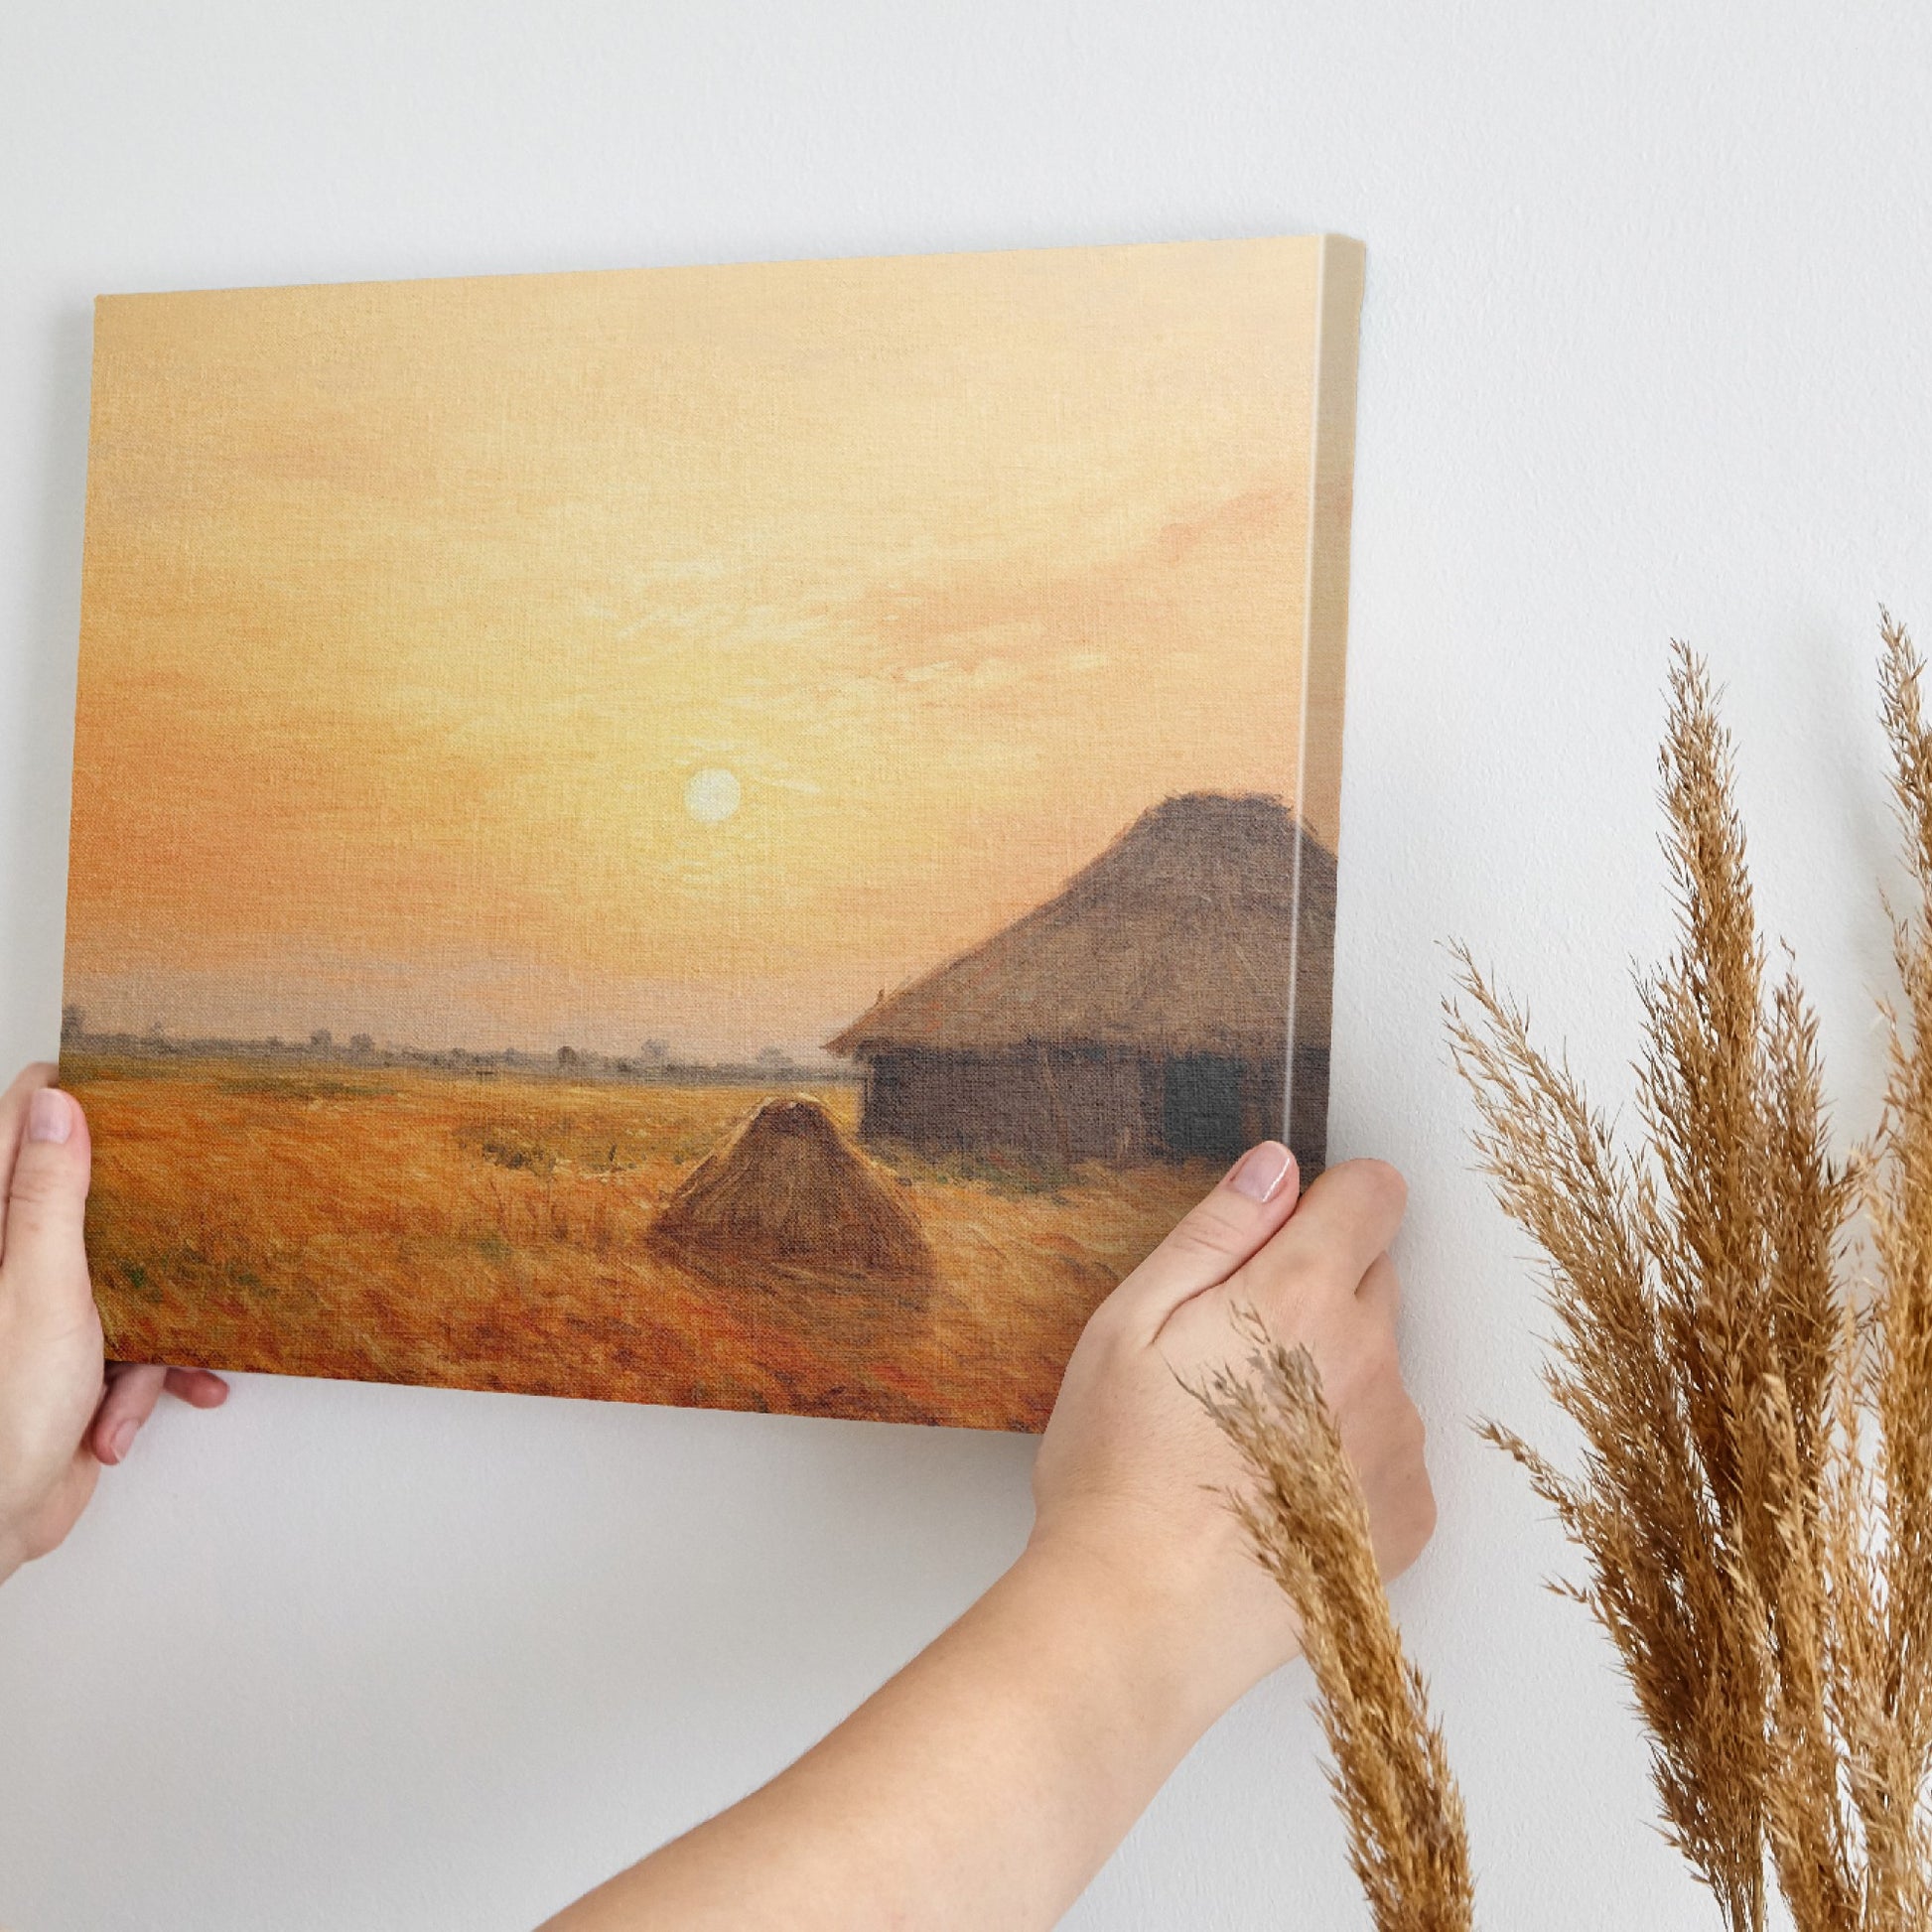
{"left": 1029, "top": 1144, "right": 1436, "bottom": 1725}
{"left": 0, "top": 1063, "right": 227, "bottom": 1585}
{"left": 546, "top": 1145, "right": 1436, "bottom": 1932}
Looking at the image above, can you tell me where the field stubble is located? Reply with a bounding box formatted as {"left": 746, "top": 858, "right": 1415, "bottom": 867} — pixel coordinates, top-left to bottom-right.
{"left": 67, "top": 1054, "right": 1210, "bottom": 1430}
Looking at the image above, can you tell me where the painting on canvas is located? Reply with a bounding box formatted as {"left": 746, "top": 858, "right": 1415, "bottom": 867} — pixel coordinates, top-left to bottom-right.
{"left": 61, "top": 236, "right": 1363, "bottom": 1430}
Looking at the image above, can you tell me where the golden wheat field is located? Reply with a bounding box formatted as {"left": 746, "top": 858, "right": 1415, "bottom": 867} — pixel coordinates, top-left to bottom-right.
{"left": 65, "top": 1053, "right": 1212, "bottom": 1431}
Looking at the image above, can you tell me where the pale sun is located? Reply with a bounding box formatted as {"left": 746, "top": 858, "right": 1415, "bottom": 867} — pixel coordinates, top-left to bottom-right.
{"left": 684, "top": 767, "right": 743, "bottom": 825}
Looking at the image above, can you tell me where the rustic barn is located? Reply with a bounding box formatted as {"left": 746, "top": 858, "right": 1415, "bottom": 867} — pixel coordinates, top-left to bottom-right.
{"left": 827, "top": 791, "right": 1337, "bottom": 1171}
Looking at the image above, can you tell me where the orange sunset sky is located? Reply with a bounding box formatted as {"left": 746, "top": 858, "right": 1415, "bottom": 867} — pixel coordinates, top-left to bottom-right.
{"left": 67, "top": 238, "right": 1327, "bottom": 1061}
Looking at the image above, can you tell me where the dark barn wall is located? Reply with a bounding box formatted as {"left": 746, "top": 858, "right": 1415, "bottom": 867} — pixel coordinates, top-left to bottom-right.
{"left": 857, "top": 1043, "right": 1298, "bottom": 1169}
{"left": 1286, "top": 1041, "right": 1331, "bottom": 1177}
{"left": 1157, "top": 1045, "right": 1298, "bottom": 1167}
{"left": 859, "top": 1046, "right": 1162, "bottom": 1164}
{"left": 1160, "top": 1053, "right": 1248, "bottom": 1163}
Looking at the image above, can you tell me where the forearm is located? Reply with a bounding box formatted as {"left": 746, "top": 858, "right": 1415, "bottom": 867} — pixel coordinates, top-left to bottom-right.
{"left": 543, "top": 1542, "right": 1234, "bottom": 1931}
{"left": 539, "top": 1151, "right": 1429, "bottom": 1931}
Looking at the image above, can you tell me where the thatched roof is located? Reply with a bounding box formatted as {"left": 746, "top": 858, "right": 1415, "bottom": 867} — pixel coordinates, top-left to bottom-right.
{"left": 646, "top": 1094, "right": 934, "bottom": 1287}
{"left": 828, "top": 791, "right": 1334, "bottom": 1063}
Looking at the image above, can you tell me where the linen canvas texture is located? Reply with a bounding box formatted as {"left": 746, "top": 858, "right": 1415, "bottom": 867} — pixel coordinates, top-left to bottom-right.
{"left": 62, "top": 235, "right": 1364, "bottom": 1429}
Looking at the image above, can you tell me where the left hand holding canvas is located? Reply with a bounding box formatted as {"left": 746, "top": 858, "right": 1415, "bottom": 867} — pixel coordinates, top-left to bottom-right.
{"left": 0, "top": 1063, "right": 227, "bottom": 1584}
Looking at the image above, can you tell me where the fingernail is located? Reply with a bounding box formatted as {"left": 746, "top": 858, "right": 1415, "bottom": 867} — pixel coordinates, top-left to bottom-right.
{"left": 1228, "top": 1142, "right": 1294, "bottom": 1203}
{"left": 107, "top": 1418, "right": 137, "bottom": 1463}
{"left": 27, "top": 1089, "right": 72, "bottom": 1145}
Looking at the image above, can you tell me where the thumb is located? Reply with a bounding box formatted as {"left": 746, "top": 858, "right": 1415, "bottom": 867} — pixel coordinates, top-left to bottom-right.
{"left": 1100, "top": 1141, "right": 1302, "bottom": 1338}
{"left": 1, "top": 1086, "right": 95, "bottom": 1318}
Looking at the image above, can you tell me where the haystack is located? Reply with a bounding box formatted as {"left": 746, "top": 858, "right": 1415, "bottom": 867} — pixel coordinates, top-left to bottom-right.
{"left": 646, "top": 1095, "right": 934, "bottom": 1289}
{"left": 827, "top": 791, "right": 1336, "bottom": 1169}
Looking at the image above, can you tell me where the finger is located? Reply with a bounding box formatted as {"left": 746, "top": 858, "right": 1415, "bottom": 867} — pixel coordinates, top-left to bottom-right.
{"left": 163, "top": 1366, "right": 229, "bottom": 1409}
{"left": 1241, "top": 1159, "right": 1408, "bottom": 1309}
{"left": 93, "top": 1363, "right": 168, "bottom": 1464}
{"left": 1, "top": 1085, "right": 94, "bottom": 1327}
{"left": 1105, "top": 1142, "right": 1302, "bottom": 1336}
{"left": 0, "top": 1063, "right": 61, "bottom": 1263}
{"left": 1355, "top": 1252, "right": 1402, "bottom": 1321}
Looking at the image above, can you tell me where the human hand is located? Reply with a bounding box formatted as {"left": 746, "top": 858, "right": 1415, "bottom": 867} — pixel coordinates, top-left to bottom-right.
{"left": 0, "top": 1063, "right": 227, "bottom": 1583}
{"left": 1028, "top": 1146, "right": 1434, "bottom": 1726}
{"left": 541, "top": 1146, "right": 1433, "bottom": 1932}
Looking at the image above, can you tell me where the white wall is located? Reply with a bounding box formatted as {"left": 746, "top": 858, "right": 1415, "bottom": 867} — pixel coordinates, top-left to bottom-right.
{"left": 3, "top": 3, "right": 1928, "bottom": 1924}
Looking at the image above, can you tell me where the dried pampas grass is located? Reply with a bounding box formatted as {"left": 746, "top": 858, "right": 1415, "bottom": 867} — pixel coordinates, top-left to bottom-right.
{"left": 1210, "top": 617, "right": 1932, "bottom": 1931}
{"left": 1200, "top": 1314, "right": 1474, "bottom": 1932}
{"left": 1448, "top": 615, "right": 1932, "bottom": 1930}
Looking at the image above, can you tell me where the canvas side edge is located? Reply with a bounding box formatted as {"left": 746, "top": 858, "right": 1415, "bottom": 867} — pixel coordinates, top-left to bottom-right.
{"left": 1283, "top": 234, "right": 1365, "bottom": 1174}
{"left": 58, "top": 299, "right": 113, "bottom": 1068}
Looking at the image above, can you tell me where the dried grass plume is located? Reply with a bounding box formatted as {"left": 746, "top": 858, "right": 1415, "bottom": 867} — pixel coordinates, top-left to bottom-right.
{"left": 1449, "top": 615, "right": 1932, "bottom": 1930}
{"left": 1199, "top": 1313, "right": 1475, "bottom": 1932}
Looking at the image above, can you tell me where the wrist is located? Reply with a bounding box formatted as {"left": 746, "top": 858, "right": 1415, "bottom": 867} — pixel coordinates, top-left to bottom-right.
{"left": 1005, "top": 1526, "right": 1289, "bottom": 1749}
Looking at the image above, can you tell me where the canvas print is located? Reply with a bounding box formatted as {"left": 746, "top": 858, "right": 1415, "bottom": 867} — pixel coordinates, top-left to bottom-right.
{"left": 61, "top": 235, "right": 1364, "bottom": 1431}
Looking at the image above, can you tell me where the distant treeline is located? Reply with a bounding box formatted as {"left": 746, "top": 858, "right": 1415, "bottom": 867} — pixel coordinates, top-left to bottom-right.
{"left": 59, "top": 1014, "right": 858, "bottom": 1087}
